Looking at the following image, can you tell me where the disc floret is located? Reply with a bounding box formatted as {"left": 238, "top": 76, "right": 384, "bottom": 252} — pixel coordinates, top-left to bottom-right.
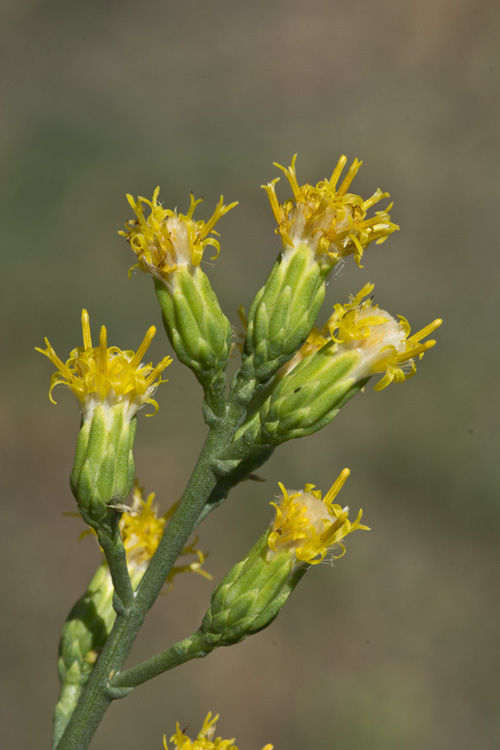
{"left": 119, "top": 483, "right": 211, "bottom": 586}
{"left": 262, "top": 154, "right": 399, "bottom": 267}
{"left": 164, "top": 711, "right": 273, "bottom": 750}
{"left": 279, "top": 282, "right": 442, "bottom": 389}
{"left": 121, "top": 187, "right": 238, "bottom": 284}
{"left": 37, "top": 309, "right": 172, "bottom": 421}
{"left": 268, "top": 470, "right": 369, "bottom": 565}
{"left": 325, "top": 285, "right": 443, "bottom": 390}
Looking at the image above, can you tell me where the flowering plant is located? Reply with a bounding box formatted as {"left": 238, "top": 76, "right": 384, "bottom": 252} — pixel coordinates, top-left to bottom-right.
{"left": 39, "top": 155, "right": 441, "bottom": 749}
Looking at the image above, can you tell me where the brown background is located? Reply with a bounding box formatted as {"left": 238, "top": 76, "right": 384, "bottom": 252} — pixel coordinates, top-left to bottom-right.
{"left": 1, "top": 1, "right": 498, "bottom": 748}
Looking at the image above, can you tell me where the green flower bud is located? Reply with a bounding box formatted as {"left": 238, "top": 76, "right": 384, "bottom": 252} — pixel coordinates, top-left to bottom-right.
{"left": 259, "top": 346, "right": 364, "bottom": 444}
{"left": 70, "top": 404, "right": 137, "bottom": 524}
{"left": 200, "top": 531, "right": 300, "bottom": 647}
{"left": 243, "top": 246, "right": 326, "bottom": 385}
{"left": 155, "top": 267, "right": 232, "bottom": 390}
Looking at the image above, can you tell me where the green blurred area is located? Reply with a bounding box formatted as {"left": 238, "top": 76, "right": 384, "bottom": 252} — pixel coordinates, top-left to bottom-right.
{"left": 1, "top": 1, "right": 498, "bottom": 748}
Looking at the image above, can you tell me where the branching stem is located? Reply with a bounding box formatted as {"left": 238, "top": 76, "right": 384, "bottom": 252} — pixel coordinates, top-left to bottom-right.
{"left": 57, "top": 394, "right": 248, "bottom": 750}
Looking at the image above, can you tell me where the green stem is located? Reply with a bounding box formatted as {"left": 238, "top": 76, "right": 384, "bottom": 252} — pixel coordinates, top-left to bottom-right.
{"left": 56, "top": 403, "right": 243, "bottom": 750}
{"left": 97, "top": 514, "right": 134, "bottom": 610}
{"left": 195, "top": 446, "right": 275, "bottom": 525}
{"left": 112, "top": 630, "right": 215, "bottom": 689}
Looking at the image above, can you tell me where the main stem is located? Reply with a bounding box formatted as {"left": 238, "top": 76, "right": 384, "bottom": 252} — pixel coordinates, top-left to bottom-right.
{"left": 57, "top": 402, "right": 242, "bottom": 750}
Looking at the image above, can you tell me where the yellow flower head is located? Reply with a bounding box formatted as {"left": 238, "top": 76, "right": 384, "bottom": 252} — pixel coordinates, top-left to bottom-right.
{"left": 262, "top": 154, "right": 398, "bottom": 267}
{"left": 164, "top": 712, "right": 273, "bottom": 750}
{"left": 119, "top": 484, "right": 167, "bottom": 573}
{"left": 36, "top": 310, "right": 172, "bottom": 419}
{"left": 120, "top": 187, "right": 238, "bottom": 283}
{"left": 267, "top": 469, "right": 369, "bottom": 565}
{"left": 120, "top": 483, "right": 212, "bottom": 584}
{"left": 326, "top": 284, "right": 443, "bottom": 390}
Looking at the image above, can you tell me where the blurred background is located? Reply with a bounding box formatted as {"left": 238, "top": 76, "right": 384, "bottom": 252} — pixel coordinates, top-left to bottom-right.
{"left": 1, "top": 1, "right": 498, "bottom": 748}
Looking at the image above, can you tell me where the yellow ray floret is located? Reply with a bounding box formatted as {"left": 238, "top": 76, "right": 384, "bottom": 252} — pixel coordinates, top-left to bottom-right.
{"left": 36, "top": 310, "right": 172, "bottom": 417}
{"left": 262, "top": 154, "right": 398, "bottom": 266}
{"left": 267, "top": 469, "right": 369, "bottom": 565}
{"left": 164, "top": 712, "right": 273, "bottom": 750}
{"left": 119, "top": 483, "right": 212, "bottom": 583}
{"left": 120, "top": 187, "right": 238, "bottom": 279}
{"left": 325, "top": 285, "right": 443, "bottom": 390}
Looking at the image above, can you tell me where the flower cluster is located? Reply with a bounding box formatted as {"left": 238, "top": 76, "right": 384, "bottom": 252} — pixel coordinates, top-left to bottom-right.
{"left": 262, "top": 154, "right": 398, "bottom": 267}
{"left": 283, "top": 283, "right": 442, "bottom": 390}
{"left": 164, "top": 712, "right": 273, "bottom": 750}
{"left": 120, "top": 188, "right": 238, "bottom": 282}
{"left": 268, "top": 469, "right": 369, "bottom": 565}
{"left": 199, "top": 470, "right": 366, "bottom": 648}
{"left": 36, "top": 309, "right": 171, "bottom": 420}
{"left": 119, "top": 484, "right": 211, "bottom": 585}
{"left": 40, "top": 152, "right": 442, "bottom": 750}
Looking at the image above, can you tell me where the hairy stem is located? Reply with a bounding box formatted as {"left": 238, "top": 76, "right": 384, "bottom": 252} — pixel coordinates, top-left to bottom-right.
{"left": 112, "top": 630, "right": 215, "bottom": 689}
{"left": 56, "top": 398, "right": 245, "bottom": 750}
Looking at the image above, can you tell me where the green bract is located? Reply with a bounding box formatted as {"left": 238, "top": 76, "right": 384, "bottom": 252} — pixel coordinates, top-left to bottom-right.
{"left": 155, "top": 268, "right": 232, "bottom": 393}
{"left": 70, "top": 405, "right": 137, "bottom": 525}
{"left": 243, "top": 244, "right": 327, "bottom": 385}
{"left": 200, "top": 531, "right": 306, "bottom": 647}
{"left": 259, "top": 347, "right": 367, "bottom": 443}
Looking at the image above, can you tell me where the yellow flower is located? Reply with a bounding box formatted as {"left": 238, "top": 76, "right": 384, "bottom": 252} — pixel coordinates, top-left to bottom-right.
{"left": 164, "top": 712, "right": 273, "bottom": 750}
{"left": 120, "top": 187, "right": 238, "bottom": 284}
{"left": 36, "top": 309, "right": 172, "bottom": 419}
{"left": 119, "top": 484, "right": 167, "bottom": 575}
{"left": 325, "top": 284, "right": 443, "bottom": 390}
{"left": 119, "top": 483, "right": 212, "bottom": 585}
{"left": 279, "top": 283, "right": 442, "bottom": 390}
{"left": 267, "top": 469, "right": 369, "bottom": 565}
{"left": 262, "top": 154, "right": 398, "bottom": 267}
